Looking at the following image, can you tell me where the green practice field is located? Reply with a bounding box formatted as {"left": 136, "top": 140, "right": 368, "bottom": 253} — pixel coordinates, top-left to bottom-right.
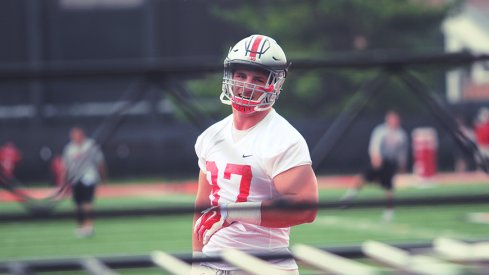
{"left": 1, "top": 181, "right": 488, "bottom": 274}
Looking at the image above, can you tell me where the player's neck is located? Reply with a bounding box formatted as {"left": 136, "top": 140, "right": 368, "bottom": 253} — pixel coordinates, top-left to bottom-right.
{"left": 232, "top": 108, "right": 272, "bottom": 131}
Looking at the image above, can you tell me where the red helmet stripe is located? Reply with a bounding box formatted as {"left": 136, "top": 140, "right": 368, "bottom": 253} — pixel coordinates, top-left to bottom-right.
{"left": 249, "top": 35, "right": 264, "bottom": 61}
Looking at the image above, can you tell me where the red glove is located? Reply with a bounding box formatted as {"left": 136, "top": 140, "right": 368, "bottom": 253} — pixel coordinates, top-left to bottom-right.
{"left": 194, "top": 205, "right": 229, "bottom": 245}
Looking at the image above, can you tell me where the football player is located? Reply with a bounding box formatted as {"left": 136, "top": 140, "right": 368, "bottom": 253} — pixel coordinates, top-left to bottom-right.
{"left": 341, "top": 110, "right": 408, "bottom": 222}
{"left": 192, "top": 34, "right": 318, "bottom": 274}
{"left": 63, "top": 127, "right": 107, "bottom": 238}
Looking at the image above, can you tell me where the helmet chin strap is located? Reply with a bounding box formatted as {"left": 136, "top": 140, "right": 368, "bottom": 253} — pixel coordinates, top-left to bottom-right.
{"left": 232, "top": 102, "right": 256, "bottom": 114}
{"left": 232, "top": 102, "right": 273, "bottom": 114}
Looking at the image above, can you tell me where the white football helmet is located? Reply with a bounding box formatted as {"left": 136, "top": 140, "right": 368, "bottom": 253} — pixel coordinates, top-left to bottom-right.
{"left": 220, "top": 34, "right": 289, "bottom": 113}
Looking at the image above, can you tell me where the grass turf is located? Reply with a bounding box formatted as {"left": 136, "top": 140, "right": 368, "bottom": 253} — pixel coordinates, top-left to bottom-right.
{"left": 0, "top": 181, "right": 488, "bottom": 274}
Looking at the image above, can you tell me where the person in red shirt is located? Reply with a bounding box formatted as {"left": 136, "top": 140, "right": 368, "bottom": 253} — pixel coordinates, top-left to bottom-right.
{"left": 0, "top": 142, "right": 22, "bottom": 179}
{"left": 474, "top": 107, "right": 489, "bottom": 160}
{"left": 50, "top": 154, "right": 66, "bottom": 187}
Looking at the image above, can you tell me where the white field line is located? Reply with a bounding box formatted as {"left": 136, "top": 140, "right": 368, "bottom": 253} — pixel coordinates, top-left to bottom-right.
{"left": 313, "top": 215, "right": 470, "bottom": 240}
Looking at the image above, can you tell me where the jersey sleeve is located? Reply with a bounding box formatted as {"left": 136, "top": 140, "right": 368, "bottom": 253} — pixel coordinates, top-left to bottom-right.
{"left": 194, "top": 116, "right": 231, "bottom": 174}
{"left": 93, "top": 144, "right": 105, "bottom": 165}
{"left": 368, "top": 125, "right": 384, "bottom": 157}
{"left": 85, "top": 139, "right": 104, "bottom": 165}
{"left": 269, "top": 136, "right": 312, "bottom": 178}
{"left": 61, "top": 145, "right": 70, "bottom": 165}
{"left": 194, "top": 133, "right": 207, "bottom": 173}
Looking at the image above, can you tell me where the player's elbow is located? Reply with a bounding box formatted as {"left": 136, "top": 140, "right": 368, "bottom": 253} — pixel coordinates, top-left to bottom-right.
{"left": 284, "top": 209, "right": 316, "bottom": 226}
{"left": 302, "top": 207, "right": 317, "bottom": 224}
{"left": 294, "top": 201, "right": 317, "bottom": 224}
{"left": 297, "top": 194, "right": 318, "bottom": 224}
{"left": 304, "top": 194, "right": 319, "bottom": 223}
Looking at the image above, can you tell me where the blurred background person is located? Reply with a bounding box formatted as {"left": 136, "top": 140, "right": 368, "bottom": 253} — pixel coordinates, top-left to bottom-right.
{"left": 0, "top": 141, "right": 22, "bottom": 180}
{"left": 453, "top": 115, "right": 475, "bottom": 173}
{"left": 62, "top": 127, "right": 107, "bottom": 238}
{"left": 474, "top": 107, "right": 489, "bottom": 165}
{"left": 50, "top": 154, "right": 66, "bottom": 187}
{"left": 341, "top": 110, "right": 408, "bottom": 222}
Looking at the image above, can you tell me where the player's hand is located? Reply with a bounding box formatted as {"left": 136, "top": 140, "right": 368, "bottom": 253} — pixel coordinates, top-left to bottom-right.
{"left": 371, "top": 155, "right": 382, "bottom": 168}
{"left": 194, "top": 205, "right": 229, "bottom": 245}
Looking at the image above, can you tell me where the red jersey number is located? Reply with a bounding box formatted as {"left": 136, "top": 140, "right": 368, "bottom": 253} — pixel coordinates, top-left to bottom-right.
{"left": 206, "top": 161, "right": 252, "bottom": 205}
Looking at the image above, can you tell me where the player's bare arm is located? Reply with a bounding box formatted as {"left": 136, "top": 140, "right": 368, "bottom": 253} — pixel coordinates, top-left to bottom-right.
{"left": 262, "top": 164, "right": 318, "bottom": 227}
{"left": 192, "top": 170, "right": 212, "bottom": 251}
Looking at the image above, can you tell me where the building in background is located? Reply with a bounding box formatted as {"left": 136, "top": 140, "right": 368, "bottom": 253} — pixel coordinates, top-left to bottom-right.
{"left": 443, "top": 0, "right": 489, "bottom": 103}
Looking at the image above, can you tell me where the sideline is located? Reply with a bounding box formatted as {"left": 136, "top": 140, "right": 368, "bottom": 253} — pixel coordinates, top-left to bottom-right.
{"left": 1, "top": 172, "right": 488, "bottom": 202}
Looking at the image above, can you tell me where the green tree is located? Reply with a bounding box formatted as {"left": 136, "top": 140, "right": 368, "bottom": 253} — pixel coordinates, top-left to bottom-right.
{"left": 204, "top": 0, "right": 460, "bottom": 118}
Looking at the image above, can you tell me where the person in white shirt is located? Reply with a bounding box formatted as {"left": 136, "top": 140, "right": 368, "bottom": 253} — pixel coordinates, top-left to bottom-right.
{"left": 62, "top": 126, "right": 107, "bottom": 237}
{"left": 192, "top": 34, "right": 318, "bottom": 274}
{"left": 341, "top": 110, "right": 408, "bottom": 222}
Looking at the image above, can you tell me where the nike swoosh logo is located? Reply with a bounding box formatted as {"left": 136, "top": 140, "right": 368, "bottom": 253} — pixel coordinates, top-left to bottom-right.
{"left": 242, "top": 154, "right": 253, "bottom": 158}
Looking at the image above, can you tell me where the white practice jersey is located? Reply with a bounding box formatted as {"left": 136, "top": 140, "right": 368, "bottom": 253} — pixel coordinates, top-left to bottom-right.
{"left": 63, "top": 138, "right": 104, "bottom": 186}
{"left": 195, "top": 109, "right": 312, "bottom": 270}
{"left": 369, "top": 124, "right": 408, "bottom": 167}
